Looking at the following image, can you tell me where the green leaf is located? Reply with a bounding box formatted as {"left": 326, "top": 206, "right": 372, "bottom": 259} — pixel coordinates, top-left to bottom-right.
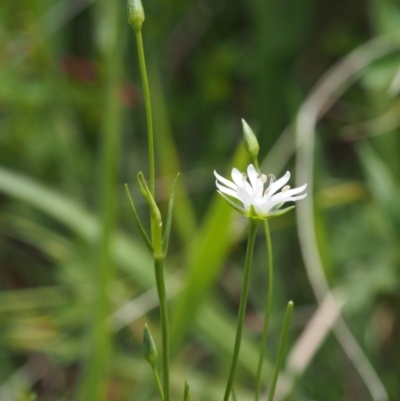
{"left": 170, "top": 146, "right": 249, "bottom": 351}
{"left": 217, "top": 191, "right": 246, "bottom": 215}
{"left": 125, "top": 183, "right": 153, "bottom": 253}
{"left": 183, "top": 380, "right": 190, "bottom": 401}
{"left": 267, "top": 206, "right": 295, "bottom": 219}
{"left": 163, "top": 173, "right": 180, "bottom": 255}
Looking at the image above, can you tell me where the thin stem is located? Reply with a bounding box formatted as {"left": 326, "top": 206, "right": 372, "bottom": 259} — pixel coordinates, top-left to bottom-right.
{"left": 155, "top": 258, "right": 170, "bottom": 401}
{"left": 253, "top": 158, "right": 259, "bottom": 169}
{"left": 255, "top": 220, "right": 274, "bottom": 401}
{"left": 151, "top": 365, "right": 165, "bottom": 401}
{"left": 134, "top": 29, "right": 155, "bottom": 196}
{"left": 267, "top": 301, "right": 294, "bottom": 401}
{"left": 223, "top": 221, "right": 259, "bottom": 401}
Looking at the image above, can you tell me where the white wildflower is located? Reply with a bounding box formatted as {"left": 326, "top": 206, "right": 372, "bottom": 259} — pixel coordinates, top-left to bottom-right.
{"left": 214, "top": 164, "right": 307, "bottom": 220}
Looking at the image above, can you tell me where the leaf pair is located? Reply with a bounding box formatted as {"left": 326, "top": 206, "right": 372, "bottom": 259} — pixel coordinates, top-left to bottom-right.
{"left": 125, "top": 172, "right": 179, "bottom": 257}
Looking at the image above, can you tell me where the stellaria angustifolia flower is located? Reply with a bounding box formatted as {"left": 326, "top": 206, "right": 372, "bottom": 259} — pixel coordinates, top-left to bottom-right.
{"left": 214, "top": 164, "right": 307, "bottom": 220}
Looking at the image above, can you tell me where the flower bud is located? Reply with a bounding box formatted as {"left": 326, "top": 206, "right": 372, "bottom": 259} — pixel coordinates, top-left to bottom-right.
{"left": 127, "top": 0, "right": 145, "bottom": 32}
{"left": 142, "top": 323, "right": 158, "bottom": 366}
{"left": 241, "top": 119, "right": 260, "bottom": 161}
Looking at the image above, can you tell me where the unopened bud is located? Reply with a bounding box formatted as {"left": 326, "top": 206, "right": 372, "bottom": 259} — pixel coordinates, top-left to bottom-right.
{"left": 127, "top": 0, "right": 145, "bottom": 31}
{"left": 241, "top": 119, "right": 260, "bottom": 161}
{"left": 143, "top": 323, "right": 158, "bottom": 366}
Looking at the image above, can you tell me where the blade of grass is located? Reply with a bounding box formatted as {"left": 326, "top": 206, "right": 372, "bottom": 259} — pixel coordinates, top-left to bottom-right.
{"left": 170, "top": 145, "right": 248, "bottom": 351}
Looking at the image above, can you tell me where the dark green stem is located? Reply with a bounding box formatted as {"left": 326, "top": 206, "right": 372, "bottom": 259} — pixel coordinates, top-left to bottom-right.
{"left": 155, "top": 258, "right": 170, "bottom": 401}
{"left": 268, "top": 302, "right": 294, "bottom": 401}
{"left": 255, "top": 220, "right": 274, "bottom": 401}
{"left": 134, "top": 29, "right": 155, "bottom": 196}
{"left": 223, "top": 220, "right": 259, "bottom": 401}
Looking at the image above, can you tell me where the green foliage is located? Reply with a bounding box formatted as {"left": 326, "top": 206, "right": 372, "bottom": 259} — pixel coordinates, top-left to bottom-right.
{"left": 1, "top": 0, "right": 400, "bottom": 400}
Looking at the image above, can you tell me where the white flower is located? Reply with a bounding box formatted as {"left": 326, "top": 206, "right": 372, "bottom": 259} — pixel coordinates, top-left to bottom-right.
{"left": 214, "top": 164, "right": 307, "bottom": 220}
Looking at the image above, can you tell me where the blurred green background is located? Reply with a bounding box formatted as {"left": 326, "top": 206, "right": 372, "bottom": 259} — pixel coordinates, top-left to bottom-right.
{"left": 1, "top": 0, "right": 400, "bottom": 400}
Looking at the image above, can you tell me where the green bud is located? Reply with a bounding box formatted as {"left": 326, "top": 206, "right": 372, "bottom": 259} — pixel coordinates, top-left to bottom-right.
{"left": 136, "top": 172, "right": 162, "bottom": 226}
{"left": 127, "top": 0, "right": 145, "bottom": 32}
{"left": 241, "top": 118, "right": 260, "bottom": 161}
{"left": 143, "top": 323, "right": 158, "bottom": 366}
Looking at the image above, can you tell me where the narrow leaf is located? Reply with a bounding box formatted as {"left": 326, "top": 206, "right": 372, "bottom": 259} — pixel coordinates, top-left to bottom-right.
{"left": 125, "top": 184, "right": 153, "bottom": 252}
{"left": 217, "top": 191, "right": 246, "bottom": 215}
{"left": 232, "top": 387, "right": 238, "bottom": 401}
{"left": 268, "top": 205, "right": 295, "bottom": 219}
{"left": 183, "top": 380, "right": 190, "bottom": 401}
{"left": 163, "top": 173, "right": 180, "bottom": 254}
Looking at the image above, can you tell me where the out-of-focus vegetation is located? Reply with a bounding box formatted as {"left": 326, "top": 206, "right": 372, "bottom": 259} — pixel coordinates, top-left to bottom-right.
{"left": 1, "top": 0, "right": 400, "bottom": 400}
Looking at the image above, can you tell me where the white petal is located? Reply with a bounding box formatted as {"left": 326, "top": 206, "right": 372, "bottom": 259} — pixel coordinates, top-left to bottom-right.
{"left": 214, "top": 170, "right": 237, "bottom": 190}
{"left": 279, "top": 183, "right": 307, "bottom": 197}
{"left": 267, "top": 171, "right": 290, "bottom": 197}
{"left": 216, "top": 181, "right": 241, "bottom": 200}
{"left": 267, "top": 193, "right": 307, "bottom": 210}
{"left": 247, "top": 164, "right": 257, "bottom": 189}
{"left": 231, "top": 168, "right": 243, "bottom": 186}
{"left": 243, "top": 179, "right": 255, "bottom": 197}
{"left": 247, "top": 164, "right": 264, "bottom": 198}
{"left": 237, "top": 186, "right": 254, "bottom": 210}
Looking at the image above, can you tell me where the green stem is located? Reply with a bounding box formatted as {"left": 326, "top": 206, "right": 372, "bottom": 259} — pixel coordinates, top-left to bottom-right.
{"left": 155, "top": 258, "right": 170, "bottom": 401}
{"left": 134, "top": 29, "right": 155, "bottom": 196}
{"left": 253, "top": 158, "right": 259, "bottom": 169}
{"left": 152, "top": 365, "right": 165, "bottom": 401}
{"left": 255, "top": 220, "right": 274, "bottom": 401}
{"left": 223, "top": 220, "right": 259, "bottom": 401}
{"left": 267, "top": 301, "right": 294, "bottom": 401}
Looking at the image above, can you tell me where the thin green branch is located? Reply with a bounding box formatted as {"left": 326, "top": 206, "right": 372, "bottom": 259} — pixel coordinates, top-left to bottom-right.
{"left": 134, "top": 29, "right": 155, "bottom": 196}
{"left": 255, "top": 220, "right": 273, "bottom": 401}
{"left": 267, "top": 301, "right": 294, "bottom": 401}
{"left": 223, "top": 220, "right": 259, "bottom": 401}
{"left": 152, "top": 365, "right": 165, "bottom": 401}
{"left": 155, "top": 258, "right": 170, "bottom": 401}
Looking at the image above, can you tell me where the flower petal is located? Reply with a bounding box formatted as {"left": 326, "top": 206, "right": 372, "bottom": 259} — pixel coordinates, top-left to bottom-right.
{"left": 247, "top": 164, "right": 257, "bottom": 188}
{"left": 247, "top": 164, "right": 264, "bottom": 198}
{"left": 279, "top": 183, "right": 307, "bottom": 198}
{"left": 237, "top": 185, "right": 254, "bottom": 210}
{"left": 269, "top": 183, "right": 307, "bottom": 202}
{"left": 231, "top": 168, "right": 243, "bottom": 186}
{"left": 266, "top": 171, "right": 290, "bottom": 197}
{"left": 214, "top": 170, "right": 237, "bottom": 190}
{"left": 216, "top": 181, "right": 241, "bottom": 200}
{"left": 267, "top": 193, "right": 307, "bottom": 210}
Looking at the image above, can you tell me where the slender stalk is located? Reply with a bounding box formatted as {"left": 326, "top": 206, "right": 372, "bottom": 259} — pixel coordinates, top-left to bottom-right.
{"left": 223, "top": 221, "right": 259, "bottom": 401}
{"left": 134, "top": 29, "right": 155, "bottom": 196}
{"left": 255, "top": 220, "right": 274, "bottom": 401}
{"left": 267, "top": 301, "right": 294, "bottom": 401}
{"left": 151, "top": 365, "right": 165, "bottom": 401}
{"left": 155, "top": 258, "right": 170, "bottom": 401}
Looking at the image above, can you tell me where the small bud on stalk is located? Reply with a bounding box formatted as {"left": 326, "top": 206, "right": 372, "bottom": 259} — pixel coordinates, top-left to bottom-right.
{"left": 241, "top": 119, "right": 260, "bottom": 162}
{"left": 127, "top": 0, "right": 145, "bottom": 32}
{"left": 143, "top": 323, "right": 158, "bottom": 366}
